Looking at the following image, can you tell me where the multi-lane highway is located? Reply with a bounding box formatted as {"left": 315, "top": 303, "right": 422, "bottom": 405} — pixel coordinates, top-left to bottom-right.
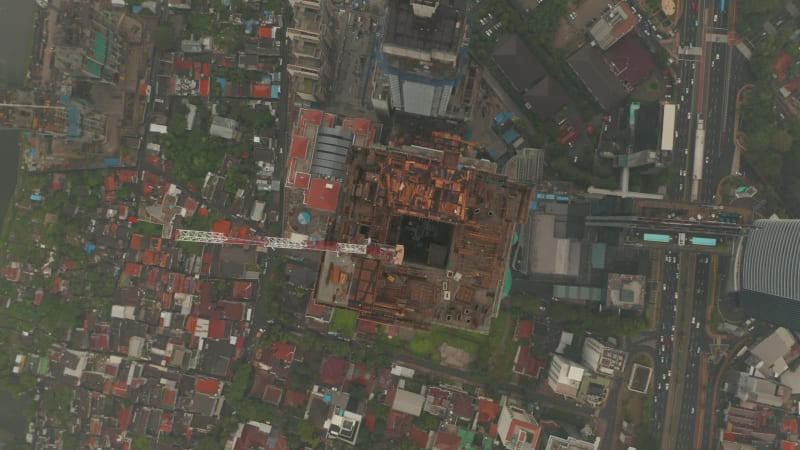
{"left": 672, "top": 254, "right": 713, "bottom": 450}
{"left": 666, "top": 0, "right": 752, "bottom": 204}
{"left": 652, "top": 251, "right": 680, "bottom": 435}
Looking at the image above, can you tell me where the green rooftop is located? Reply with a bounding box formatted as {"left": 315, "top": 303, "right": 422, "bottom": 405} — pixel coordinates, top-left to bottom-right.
{"left": 94, "top": 33, "right": 107, "bottom": 62}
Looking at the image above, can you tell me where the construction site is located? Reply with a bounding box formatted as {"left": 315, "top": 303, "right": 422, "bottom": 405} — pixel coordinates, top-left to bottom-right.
{"left": 311, "top": 144, "right": 532, "bottom": 333}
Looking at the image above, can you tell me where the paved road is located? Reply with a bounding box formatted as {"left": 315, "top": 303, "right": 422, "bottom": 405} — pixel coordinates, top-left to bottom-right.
{"left": 673, "top": 254, "right": 713, "bottom": 450}
{"left": 696, "top": 0, "right": 753, "bottom": 203}
{"left": 652, "top": 251, "right": 679, "bottom": 438}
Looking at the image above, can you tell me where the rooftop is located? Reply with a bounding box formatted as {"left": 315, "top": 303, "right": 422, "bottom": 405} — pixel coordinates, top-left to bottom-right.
{"left": 492, "top": 35, "right": 545, "bottom": 92}
{"left": 588, "top": 1, "right": 639, "bottom": 50}
{"left": 383, "top": 0, "right": 466, "bottom": 57}
{"left": 567, "top": 45, "right": 629, "bottom": 110}
{"left": 313, "top": 144, "right": 531, "bottom": 331}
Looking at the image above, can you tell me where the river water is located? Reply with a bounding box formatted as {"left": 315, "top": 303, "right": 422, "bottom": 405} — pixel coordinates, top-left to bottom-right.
{"left": 0, "top": 0, "right": 35, "bottom": 222}
{"left": 0, "top": 0, "right": 36, "bottom": 446}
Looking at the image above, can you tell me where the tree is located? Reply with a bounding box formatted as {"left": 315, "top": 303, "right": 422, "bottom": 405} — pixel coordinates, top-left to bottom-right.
{"left": 296, "top": 419, "right": 320, "bottom": 447}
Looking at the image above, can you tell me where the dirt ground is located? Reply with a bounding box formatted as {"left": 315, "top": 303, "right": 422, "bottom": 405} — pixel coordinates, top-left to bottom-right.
{"left": 439, "top": 343, "right": 473, "bottom": 370}
{"left": 554, "top": 0, "right": 614, "bottom": 50}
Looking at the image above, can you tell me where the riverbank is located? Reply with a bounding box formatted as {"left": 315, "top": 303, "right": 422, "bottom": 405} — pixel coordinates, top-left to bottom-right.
{"left": 0, "top": 0, "right": 41, "bottom": 446}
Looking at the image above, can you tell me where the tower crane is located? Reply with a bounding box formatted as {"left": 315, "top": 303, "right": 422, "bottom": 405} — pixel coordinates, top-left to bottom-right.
{"left": 172, "top": 229, "right": 404, "bottom": 265}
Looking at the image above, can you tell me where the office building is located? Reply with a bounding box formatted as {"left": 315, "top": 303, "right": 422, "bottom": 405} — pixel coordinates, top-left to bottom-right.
{"left": 372, "top": 0, "right": 467, "bottom": 117}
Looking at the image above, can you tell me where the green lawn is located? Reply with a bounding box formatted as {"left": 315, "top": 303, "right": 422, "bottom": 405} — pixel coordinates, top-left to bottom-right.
{"left": 330, "top": 309, "right": 358, "bottom": 338}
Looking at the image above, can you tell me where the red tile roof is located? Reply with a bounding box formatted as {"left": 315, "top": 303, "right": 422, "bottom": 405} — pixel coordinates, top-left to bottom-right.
{"left": 199, "top": 78, "right": 210, "bottom": 97}
{"left": 91, "top": 334, "right": 109, "bottom": 351}
{"left": 409, "top": 425, "right": 430, "bottom": 449}
{"left": 364, "top": 415, "right": 376, "bottom": 432}
{"left": 385, "top": 409, "right": 410, "bottom": 440}
{"left": 607, "top": 34, "right": 656, "bottom": 86}
{"left": 320, "top": 356, "right": 348, "bottom": 387}
{"left": 357, "top": 319, "right": 379, "bottom": 334}
{"left": 213, "top": 220, "right": 232, "bottom": 235}
{"left": 258, "top": 26, "right": 274, "bottom": 39}
{"left": 433, "top": 430, "right": 461, "bottom": 450}
{"left": 516, "top": 320, "right": 533, "bottom": 340}
{"left": 124, "top": 263, "right": 143, "bottom": 277}
{"left": 452, "top": 393, "right": 475, "bottom": 420}
{"left": 514, "top": 345, "right": 547, "bottom": 378}
{"left": 478, "top": 398, "right": 500, "bottom": 423}
{"left": 293, "top": 171, "right": 311, "bottom": 189}
{"left": 783, "top": 442, "right": 799, "bottom": 450}
{"left": 160, "top": 411, "right": 173, "bottom": 432}
{"left": 305, "top": 178, "right": 341, "bottom": 212}
{"left": 208, "top": 319, "right": 226, "bottom": 339}
{"left": 232, "top": 281, "right": 254, "bottom": 300}
{"left": 195, "top": 377, "right": 221, "bottom": 395}
{"left": 270, "top": 342, "right": 296, "bottom": 362}
{"left": 118, "top": 170, "right": 137, "bottom": 183}
{"left": 284, "top": 390, "right": 307, "bottom": 408}
{"left": 775, "top": 51, "right": 794, "bottom": 81}
{"left": 163, "top": 387, "right": 178, "bottom": 408}
{"left": 130, "top": 234, "right": 144, "bottom": 251}
{"left": 118, "top": 407, "right": 131, "bottom": 431}
{"left": 252, "top": 84, "right": 272, "bottom": 98}
{"left": 785, "top": 418, "right": 799, "bottom": 434}
{"left": 234, "top": 424, "right": 289, "bottom": 450}
{"left": 142, "top": 250, "right": 158, "bottom": 266}
{"left": 290, "top": 136, "right": 309, "bottom": 159}
{"left": 105, "top": 174, "right": 118, "bottom": 192}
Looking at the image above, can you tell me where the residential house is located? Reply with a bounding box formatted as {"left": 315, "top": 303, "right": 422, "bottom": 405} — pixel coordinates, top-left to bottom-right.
{"left": 497, "top": 405, "right": 542, "bottom": 450}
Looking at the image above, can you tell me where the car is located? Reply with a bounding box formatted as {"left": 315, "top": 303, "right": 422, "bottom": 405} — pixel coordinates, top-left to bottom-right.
{"left": 675, "top": 131, "right": 679, "bottom": 138}
{"left": 662, "top": 373, "right": 667, "bottom": 381}
{"left": 684, "top": 148, "right": 689, "bottom": 155}
{"left": 658, "top": 383, "right": 662, "bottom": 390}
{"left": 663, "top": 283, "right": 667, "bottom": 291}
{"left": 696, "top": 321, "right": 701, "bottom": 329}
{"left": 687, "top": 112, "right": 692, "bottom": 120}
{"left": 671, "top": 325, "right": 675, "bottom": 331}
{"left": 680, "top": 95, "right": 684, "bottom": 102}
{"left": 716, "top": 53, "right": 720, "bottom": 61}
{"left": 673, "top": 304, "right": 677, "bottom": 312}
{"left": 674, "top": 292, "right": 678, "bottom": 300}
{"left": 668, "top": 370, "right": 672, "bottom": 378}
{"left": 679, "top": 183, "right": 684, "bottom": 191}
{"left": 697, "top": 346, "right": 702, "bottom": 354}
{"left": 691, "top": 1, "right": 697, "bottom": 10}
{"left": 691, "top": 78, "right": 695, "bottom": 85}
{"left": 665, "top": 382, "right": 669, "bottom": 390}
{"left": 685, "top": 87, "right": 689, "bottom": 94}
{"left": 692, "top": 316, "right": 696, "bottom": 325}
{"left": 713, "top": 14, "right": 718, "bottom": 22}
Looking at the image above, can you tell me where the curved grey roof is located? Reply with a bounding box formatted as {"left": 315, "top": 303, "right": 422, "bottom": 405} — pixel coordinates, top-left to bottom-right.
{"left": 742, "top": 219, "right": 800, "bottom": 302}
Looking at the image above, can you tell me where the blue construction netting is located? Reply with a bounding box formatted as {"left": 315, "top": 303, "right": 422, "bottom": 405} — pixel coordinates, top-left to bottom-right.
{"left": 60, "top": 95, "right": 81, "bottom": 137}
{"left": 501, "top": 128, "right": 520, "bottom": 144}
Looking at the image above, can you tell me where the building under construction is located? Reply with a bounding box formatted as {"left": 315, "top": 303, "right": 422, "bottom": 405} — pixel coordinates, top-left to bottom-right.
{"left": 0, "top": 89, "right": 106, "bottom": 141}
{"left": 313, "top": 144, "right": 531, "bottom": 333}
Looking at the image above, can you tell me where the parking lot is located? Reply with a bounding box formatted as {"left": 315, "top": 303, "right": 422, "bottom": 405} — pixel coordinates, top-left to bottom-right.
{"left": 554, "top": 0, "right": 613, "bottom": 49}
